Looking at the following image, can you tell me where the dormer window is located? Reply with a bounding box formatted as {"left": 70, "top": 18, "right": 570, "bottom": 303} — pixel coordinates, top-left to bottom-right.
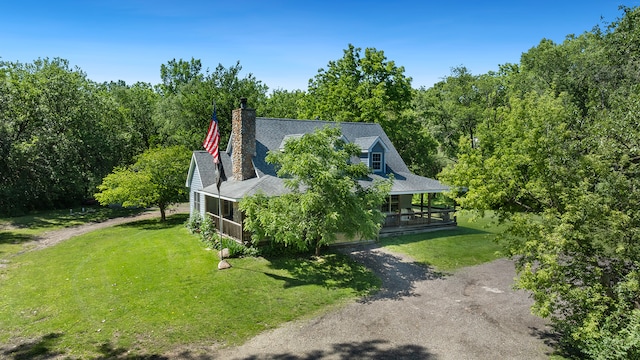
{"left": 372, "top": 152, "right": 382, "bottom": 171}
{"left": 355, "top": 136, "right": 388, "bottom": 174}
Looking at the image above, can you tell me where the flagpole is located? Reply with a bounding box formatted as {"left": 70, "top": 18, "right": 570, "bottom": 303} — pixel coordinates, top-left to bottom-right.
{"left": 203, "top": 97, "right": 229, "bottom": 270}
{"left": 212, "top": 99, "right": 224, "bottom": 261}
{"left": 217, "top": 185, "right": 223, "bottom": 258}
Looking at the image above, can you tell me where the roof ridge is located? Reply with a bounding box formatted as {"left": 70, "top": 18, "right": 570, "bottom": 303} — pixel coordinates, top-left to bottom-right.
{"left": 256, "top": 117, "right": 382, "bottom": 126}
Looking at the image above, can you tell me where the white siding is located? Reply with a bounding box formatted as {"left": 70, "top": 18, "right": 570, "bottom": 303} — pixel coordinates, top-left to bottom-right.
{"left": 189, "top": 165, "right": 204, "bottom": 217}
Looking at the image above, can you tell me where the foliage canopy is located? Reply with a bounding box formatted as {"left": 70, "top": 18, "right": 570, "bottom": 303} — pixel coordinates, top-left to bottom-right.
{"left": 94, "top": 146, "right": 192, "bottom": 221}
{"left": 439, "top": 7, "right": 640, "bottom": 358}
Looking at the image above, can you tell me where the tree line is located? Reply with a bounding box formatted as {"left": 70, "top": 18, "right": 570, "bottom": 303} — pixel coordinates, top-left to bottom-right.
{"left": 0, "top": 45, "right": 435, "bottom": 215}
{"left": 438, "top": 6, "right": 640, "bottom": 358}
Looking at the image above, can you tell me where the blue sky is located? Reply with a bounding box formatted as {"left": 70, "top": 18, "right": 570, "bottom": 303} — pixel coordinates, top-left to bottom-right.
{"left": 2, "top": 1, "right": 638, "bottom": 91}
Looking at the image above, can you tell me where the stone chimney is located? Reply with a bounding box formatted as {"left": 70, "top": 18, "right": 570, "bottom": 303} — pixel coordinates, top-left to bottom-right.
{"left": 231, "top": 97, "right": 256, "bottom": 181}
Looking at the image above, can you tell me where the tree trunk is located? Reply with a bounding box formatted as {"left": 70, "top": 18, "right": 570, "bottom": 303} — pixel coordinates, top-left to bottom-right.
{"left": 160, "top": 205, "right": 166, "bottom": 221}
{"left": 314, "top": 236, "right": 321, "bottom": 257}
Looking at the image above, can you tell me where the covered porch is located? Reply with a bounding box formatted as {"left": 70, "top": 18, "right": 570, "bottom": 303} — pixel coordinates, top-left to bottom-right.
{"left": 201, "top": 192, "right": 456, "bottom": 243}
{"left": 379, "top": 193, "right": 456, "bottom": 236}
{"left": 204, "top": 195, "right": 251, "bottom": 243}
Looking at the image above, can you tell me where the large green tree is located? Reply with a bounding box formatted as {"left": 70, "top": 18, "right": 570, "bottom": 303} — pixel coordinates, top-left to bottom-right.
{"left": 94, "top": 146, "right": 192, "bottom": 221}
{"left": 240, "top": 127, "right": 391, "bottom": 256}
{"left": 101, "top": 80, "right": 160, "bottom": 158}
{"left": 441, "top": 90, "right": 640, "bottom": 359}
{"left": 418, "top": 67, "right": 507, "bottom": 161}
{"left": 0, "top": 58, "right": 129, "bottom": 215}
{"left": 154, "top": 60, "right": 268, "bottom": 150}
{"left": 440, "top": 7, "right": 640, "bottom": 358}
{"left": 300, "top": 44, "right": 439, "bottom": 176}
{"left": 158, "top": 57, "right": 203, "bottom": 96}
{"left": 260, "top": 88, "right": 306, "bottom": 119}
{"left": 302, "top": 44, "right": 412, "bottom": 123}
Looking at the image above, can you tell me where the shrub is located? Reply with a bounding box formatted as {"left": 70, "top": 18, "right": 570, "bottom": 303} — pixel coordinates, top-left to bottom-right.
{"left": 220, "top": 238, "right": 244, "bottom": 257}
{"left": 258, "top": 242, "right": 313, "bottom": 257}
{"left": 185, "top": 213, "right": 261, "bottom": 258}
{"left": 184, "top": 212, "right": 202, "bottom": 234}
{"left": 199, "top": 215, "right": 218, "bottom": 248}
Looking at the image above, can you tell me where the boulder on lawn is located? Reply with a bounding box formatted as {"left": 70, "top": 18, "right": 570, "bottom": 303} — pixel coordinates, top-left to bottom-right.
{"left": 217, "top": 259, "right": 232, "bottom": 270}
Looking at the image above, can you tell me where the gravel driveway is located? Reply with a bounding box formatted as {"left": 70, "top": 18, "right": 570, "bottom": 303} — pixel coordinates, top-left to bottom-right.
{"left": 201, "top": 244, "right": 554, "bottom": 359}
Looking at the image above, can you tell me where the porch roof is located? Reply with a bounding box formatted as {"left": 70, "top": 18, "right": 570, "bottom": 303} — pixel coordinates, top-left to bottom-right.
{"left": 360, "top": 171, "right": 449, "bottom": 195}
{"left": 201, "top": 174, "right": 289, "bottom": 202}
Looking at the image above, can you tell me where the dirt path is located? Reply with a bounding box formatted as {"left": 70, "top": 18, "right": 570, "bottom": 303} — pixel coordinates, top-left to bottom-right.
{"left": 29, "top": 203, "right": 190, "bottom": 252}
{"left": 187, "top": 244, "right": 554, "bottom": 359}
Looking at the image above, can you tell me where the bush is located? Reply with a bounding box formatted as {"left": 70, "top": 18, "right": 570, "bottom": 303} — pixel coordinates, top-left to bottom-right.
{"left": 199, "top": 215, "right": 217, "bottom": 247}
{"left": 188, "top": 214, "right": 261, "bottom": 258}
{"left": 184, "top": 212, "right": 202, "bottom": 234}
{"left": 258, "top": 242, "right": 313, "bottom": 257}
{"left": 220, "top": 237, "right": 239, "bottom": 256}
{"left": 568, "top": 307, "right": 640, "bottom": 359}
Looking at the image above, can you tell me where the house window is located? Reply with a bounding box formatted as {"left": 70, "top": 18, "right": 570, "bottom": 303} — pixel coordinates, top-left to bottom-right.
{"left": 372, "top": 152, "right": 382, "bottom": 171}
{"left": 222, "top": 199, "right": 232, "bottom": 218}
{"left": 382, "top": 195, "right": 399, "bottom": 213}
{"left": 193, "top": 191, "right": 200, "bottom": 213}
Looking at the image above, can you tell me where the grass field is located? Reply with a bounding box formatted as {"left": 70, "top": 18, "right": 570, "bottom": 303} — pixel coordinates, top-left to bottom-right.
{"left": 0, "top": 208, "right": 507, "bottom": 358}
{"left": 379, "top": 211, "right": 505, "bottom": 271}
{"left": 0, "top": 206, "right": 145, "bottom": 259}
{"left": 0, "top": 214, "right": 380, "bottom": 358}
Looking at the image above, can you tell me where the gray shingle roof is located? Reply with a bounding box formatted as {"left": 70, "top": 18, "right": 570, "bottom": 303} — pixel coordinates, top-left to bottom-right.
{"left": 194, "top": 117, "right": 448, "bottom": 200}
{"left": 353, "top": 136, "right": 388, "bottom": 153}
{"left": 190, "top": 151, "right": 217, "bottom": 188}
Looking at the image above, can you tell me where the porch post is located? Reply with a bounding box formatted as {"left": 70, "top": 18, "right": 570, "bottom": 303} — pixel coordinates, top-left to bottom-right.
{"left": 420, "top": 194, "right": 424, "bottom": 217}
{"left": 427, "top": 193, "right": 432, "bottom": 224}
{"left": 217, "top": 188, "right": 223, "bottom": 251}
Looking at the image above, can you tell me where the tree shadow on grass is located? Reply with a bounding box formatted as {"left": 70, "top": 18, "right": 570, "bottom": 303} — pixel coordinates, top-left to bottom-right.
{"left": 92, "top": 339, "right": 435, "bottom": 360}
{"left": 233, "top": 339, "right": 434, "bottom": 360}
{"left": 248, "top": 244, "right": 445, "bottom": 303}
{"left": 263, "top": 253, "right": 382, "bottom": 296}
{"left": 2, "top": 337, "right": 434, "bottom": 359}
{"left": 260, "top": 271, "right": 312, "bottom": 288}
{"left": 94, "top": 342, "right": 169, "bottom": 359}
{"left": 117, "top": 214, "right": 189, "bottom": 231}
{"left": 1, "top": 333, "right": 64, "bottom": 360}
{"left": 339, "top": 244, "right": 445, "bottom": 302}
{"left": 167, "top": 340, "right": 433, "bottom": 360}
{"left": 0, "top": 231, "right": 35, "bottom": 245}
{"left": 379, "top": 225, "right": 491, "bottom": 247}
{"left": 233, "top": 253, "right": 380, "bottom": 298}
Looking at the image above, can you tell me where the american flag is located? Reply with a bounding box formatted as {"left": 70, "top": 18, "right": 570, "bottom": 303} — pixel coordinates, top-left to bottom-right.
{"left": 203, "top": 107, "right": 221, "bottom": 164}
{"left": 203, "top": 106, "right": 225, "bottom": 190}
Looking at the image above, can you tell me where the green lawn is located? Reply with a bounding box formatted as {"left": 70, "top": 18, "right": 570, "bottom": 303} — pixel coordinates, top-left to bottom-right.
{"left": 0, "top": 206, "right": 146, "bottom": 259}
{"left": 0, "top": 209, "right": 507, "bottom": 358}
{"left": 379, "top": 212, "right": 505, "bottom": 271}
{"left": 0, "top": 214, "right": 379, "bottom": 358}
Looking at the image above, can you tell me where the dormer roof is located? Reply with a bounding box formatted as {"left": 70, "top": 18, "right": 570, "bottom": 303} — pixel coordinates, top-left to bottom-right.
{"left": 354, "top": 136, "right": 389, "bottom": 153}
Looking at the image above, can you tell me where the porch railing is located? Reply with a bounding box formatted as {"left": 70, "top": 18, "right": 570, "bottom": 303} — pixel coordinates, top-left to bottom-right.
{"left": 206, "top": 212, "right": 251, "bottom": 243}
{"left": 382, "top": 207, "right": 456, "bottom": 228}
